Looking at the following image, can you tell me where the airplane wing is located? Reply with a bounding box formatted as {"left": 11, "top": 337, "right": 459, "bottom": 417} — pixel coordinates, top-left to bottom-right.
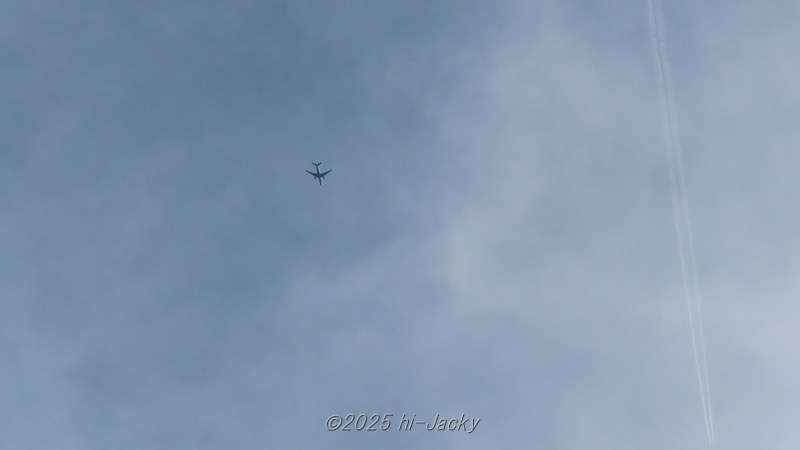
{"left": 305, "top": 170, "right": 316, "bottom": 176}
{"left": 320, "top": 169, "right": 332, "bottom": 176}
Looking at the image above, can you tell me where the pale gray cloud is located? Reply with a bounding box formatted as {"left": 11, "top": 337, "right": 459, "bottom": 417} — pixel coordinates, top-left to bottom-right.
{"left": 1, "top": 1, "right": 798, "bottom": 449}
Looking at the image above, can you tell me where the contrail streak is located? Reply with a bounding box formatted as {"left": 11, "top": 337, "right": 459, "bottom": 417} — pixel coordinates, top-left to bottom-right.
{"left": 646, "top": 0, "right": 715, "bottom": 446}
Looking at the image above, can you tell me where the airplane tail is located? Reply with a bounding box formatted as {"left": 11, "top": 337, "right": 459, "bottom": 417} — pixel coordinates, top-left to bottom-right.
{"left": 312, "top": 162, "right": 322, "bottom": 167}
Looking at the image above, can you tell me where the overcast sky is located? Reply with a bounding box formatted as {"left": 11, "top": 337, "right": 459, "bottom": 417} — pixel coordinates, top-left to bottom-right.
{"left": 2, "top": 1, "right": 799, "bottom": 449}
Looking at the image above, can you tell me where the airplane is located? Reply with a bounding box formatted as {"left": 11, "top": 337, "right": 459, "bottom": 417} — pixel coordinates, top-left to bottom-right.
{"left": 306, "top": 162, "right": 332, "bottom": 185}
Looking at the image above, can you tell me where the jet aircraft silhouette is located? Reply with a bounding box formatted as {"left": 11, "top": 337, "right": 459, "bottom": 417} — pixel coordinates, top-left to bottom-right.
{"left": 306, "top": 162, "right": 332, "bottom": 185}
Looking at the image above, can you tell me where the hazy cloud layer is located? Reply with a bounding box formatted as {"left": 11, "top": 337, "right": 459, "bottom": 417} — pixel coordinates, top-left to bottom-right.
{"left": 1, "top": 1, "right": 798, "bottom": 449}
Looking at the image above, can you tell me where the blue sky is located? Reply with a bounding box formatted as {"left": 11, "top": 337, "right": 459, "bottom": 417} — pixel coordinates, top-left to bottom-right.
{"left": 2, "top": 1, "right": 799, "bottom": 449}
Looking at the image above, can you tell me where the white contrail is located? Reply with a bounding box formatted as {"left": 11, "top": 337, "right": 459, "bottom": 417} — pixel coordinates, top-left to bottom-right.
{"left": 646, "top": 0, "right": 715, "bottom": 446}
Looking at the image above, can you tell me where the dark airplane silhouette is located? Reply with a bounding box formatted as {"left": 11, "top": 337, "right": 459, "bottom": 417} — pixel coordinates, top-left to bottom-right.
{"left": 306, "top": 162, "right": 332, "bottom": 185}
